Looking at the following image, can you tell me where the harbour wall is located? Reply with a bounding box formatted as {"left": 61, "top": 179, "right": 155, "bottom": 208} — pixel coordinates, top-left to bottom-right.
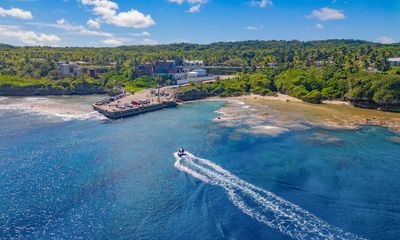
{"left": 93, "top": 101, "right": 177, "bottom": 119}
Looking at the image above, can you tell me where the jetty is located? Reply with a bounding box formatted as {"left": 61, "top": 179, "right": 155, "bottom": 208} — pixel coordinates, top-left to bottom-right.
{"left": 93, "top": 87, "right": 178, "bottom": 119}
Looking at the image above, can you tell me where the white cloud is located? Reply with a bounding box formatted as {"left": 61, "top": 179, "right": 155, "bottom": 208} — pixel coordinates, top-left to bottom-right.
{"left": 168, "top": 0, "right": 207, "bottom": 4}
{"left": 87, "top": 19, "right": 100, "bottom": 29}
{"left": 0, "top": 25, "right": 60, "bottom": 45}
{"left": 316, "top": 23, "right": 325, "bottom": 30}
{"left": 76, "top": 26, "right": 112, "bottom": 37}
{"left": 102, "top": 38, "right": 124, "bottom": 46}
{"left": 187, "top": 4, "right": 201, "bottom": 13}
{"left": 100, "top": 36, "right": 158, "bottom": 46}
{"left": 55, "top": 19, "right": 112, "bottom": 37}
{"left": 130, "top": 31, "right": 151, "bottom": 37}
{"left": 57, "top": 18, "right": 66, "bottom": 25}
{"left": 168, "top": 0, "right": 208, "bottom": 12}
{"left": 168, "top": 0, "right": 185, "bottom": 3}
{"left": 377, "top": 36, "right": 394, "bottom": 44}
{"left": 107, "top": 10, "right": 155, "bottom": 28}
{"left": 244, "top": 25, "right": 264, "bottom": 31}
{"left": 250, "top": 0, "right": 272, "bottom": 8}
{"left": 80, "top": 0, "right": 155, "bottom": 28}
{"left": 307, "top": 7, "right": 345, "bottom": 21}
{"left": 0, "top": 7, "right": 33, "bottom": 19}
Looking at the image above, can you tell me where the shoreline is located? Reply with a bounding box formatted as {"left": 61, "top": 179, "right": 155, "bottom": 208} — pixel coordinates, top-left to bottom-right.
{"left": 206, "top": 94, "right": 400, "bottom": 134}
{"left": 0, "top": 95, "right": 106, "bottom": 121}
{"left": 1, "top": 94, "right": 399, "bottom": 134}
{"left": 210, "top": 93, "right": 351, "bottom": 106}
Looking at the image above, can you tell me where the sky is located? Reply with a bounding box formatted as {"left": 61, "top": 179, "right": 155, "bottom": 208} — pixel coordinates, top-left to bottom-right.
{"left": 0, "top": 0, "right": 399, "bottom": 47}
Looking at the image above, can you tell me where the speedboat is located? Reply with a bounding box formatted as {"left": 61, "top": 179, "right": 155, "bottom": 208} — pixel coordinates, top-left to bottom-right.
{"left": 178, "top": 148, "right": 186, "bottom": 157}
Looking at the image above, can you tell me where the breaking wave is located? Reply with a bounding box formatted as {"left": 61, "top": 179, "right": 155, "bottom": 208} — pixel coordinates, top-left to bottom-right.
{"left": 0, "top": 97, "right": 106, "bottom": 121}
{"left": 174, "top": 151, "right": 366, "bottom": 240}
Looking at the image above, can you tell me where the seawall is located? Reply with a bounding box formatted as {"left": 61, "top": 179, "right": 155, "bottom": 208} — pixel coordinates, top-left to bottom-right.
{"left": 93, "top": 101, "right": 177, "bottom": 120}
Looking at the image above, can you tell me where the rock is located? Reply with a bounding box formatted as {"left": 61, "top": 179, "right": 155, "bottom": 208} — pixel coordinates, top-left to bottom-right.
{"left": 349, "top": 99, "right": 400, "bottom": 113}
{"left": 175, "top": 89, "right": 211, "bottom": 101}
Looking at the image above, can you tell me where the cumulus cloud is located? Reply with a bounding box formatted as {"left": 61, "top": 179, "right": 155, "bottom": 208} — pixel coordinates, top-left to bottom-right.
{"left": 0, "top": 25, "right": 60, "bottom": 45}
{"left": 55, "top": 18, "right": 112, "bottom": 36}
{"left": 80, "top": 0, "right": 155, "bottom": 28}
{"left": 250, "top": 0, "right": 272, "bottom": 8}
{"left": 108, "top": 10, "right": 155, "bottom": 28}
{"left": 316, "top": 23, "right": 325, "bottom": 30}
{"left": 307, "top": 7, "right": 345, "bottom": 21}
{"left": 0, "top": 7, "right": 33, "bottom": 19}
{"left": 87, "top": 19, "right": 100, "bottom": 29}
{"left": 377, "top": 36, "right": 394, "bottom": 44}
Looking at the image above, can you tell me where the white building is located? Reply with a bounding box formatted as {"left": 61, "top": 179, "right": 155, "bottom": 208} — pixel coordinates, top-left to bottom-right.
{"left": 73, "top": 68, "right": 82, "bottom": 77}
{"left": 183, "top": 59, "right": 204, "bottom": 66}
{"left": 388, "top": 58, "right": 400, "bottom": 66}
{"left": 193, "top": 68, "right": 207, "bottom": 77}
{"left": 177, "top": 76, "right": 216, "bottom": 85}
{"left": 187, "top": 71, "right": 199, "bottom": 78}
{"left": 59, "top": 64, "right": 70, "bottom": 76}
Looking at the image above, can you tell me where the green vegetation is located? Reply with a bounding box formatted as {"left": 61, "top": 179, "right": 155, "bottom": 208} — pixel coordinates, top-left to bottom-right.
{"left": 102, "top": 71, "right": 168, "bottom": 93}
{"left": 178, "top": 68, "right": 400, "bottom": 108}
{"left": 0, "top": 40, "right": 399, "bottom": 109}
{"left": 178, "top": 72, "right": 275, "bottom": 99}
{"left": 347, "top": 72, "right": 400, "bottom": 105}
{"left": 0, "top": 75, "right": 105, "bottom": 95}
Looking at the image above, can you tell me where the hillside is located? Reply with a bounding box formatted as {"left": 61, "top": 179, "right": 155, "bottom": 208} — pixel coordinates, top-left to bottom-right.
{"left": 0, "top": 40, "right": 399, "bottom": 111}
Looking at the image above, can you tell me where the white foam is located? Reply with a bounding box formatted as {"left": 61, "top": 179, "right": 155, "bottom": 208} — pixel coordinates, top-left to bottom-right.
{"left": 0, "top": 97, "right": 106, "bottom": 121}
{"left": 230, "top": 100, "right": 246, "bottom": 105}
{"left": 174, "top": 152, "right": 366, "bottom": 240}
{"left": 253, "top": 125, "right": 279, "bottom": 130}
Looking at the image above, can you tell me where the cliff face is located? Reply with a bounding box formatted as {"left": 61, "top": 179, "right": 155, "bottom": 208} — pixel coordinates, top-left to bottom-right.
{"left": 349, "top": 98, "right": 400, "bottom": 113}
{"left": 0, "top": 82, "right": 106, "bottom": 96}
{"left": 175, "top": 89, "right": 211, "bottom": 101}
{"left": 175, "top": 87, "right": 242, "bottom": 101}
{"left": 349, "top": 99, "right": 381, "bottom": 109}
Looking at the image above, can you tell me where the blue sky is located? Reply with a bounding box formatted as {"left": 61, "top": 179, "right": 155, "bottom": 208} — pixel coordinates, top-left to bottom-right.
{"left": 0, "top": 0, "right": 398, "bottom": 47}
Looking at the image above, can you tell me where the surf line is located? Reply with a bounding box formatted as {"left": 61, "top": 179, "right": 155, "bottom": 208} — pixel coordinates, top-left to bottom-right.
{"left": 173, "top": 152, "right": 366, "bottom": 240}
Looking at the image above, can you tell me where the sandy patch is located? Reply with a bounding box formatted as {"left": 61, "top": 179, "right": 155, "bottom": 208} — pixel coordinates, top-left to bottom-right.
{"left": 228, "top": 95, "right": 400, "bottom": 133}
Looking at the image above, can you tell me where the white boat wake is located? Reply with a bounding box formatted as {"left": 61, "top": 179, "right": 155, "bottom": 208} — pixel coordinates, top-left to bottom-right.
{"left": 174, "top": 151, "right": 366, "bottom": 240}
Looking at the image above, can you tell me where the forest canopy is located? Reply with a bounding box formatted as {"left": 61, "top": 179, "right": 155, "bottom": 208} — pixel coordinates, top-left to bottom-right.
{"left": 0, "top": 40, "right": 399, "bottom": 108}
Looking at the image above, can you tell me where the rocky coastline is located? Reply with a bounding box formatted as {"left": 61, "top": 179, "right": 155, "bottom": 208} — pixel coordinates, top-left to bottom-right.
{"left": 176, "top": 88, "right": 400, "bottom": 113}
{"left": 349, "top": 99, "right": 400, "bottom": 113}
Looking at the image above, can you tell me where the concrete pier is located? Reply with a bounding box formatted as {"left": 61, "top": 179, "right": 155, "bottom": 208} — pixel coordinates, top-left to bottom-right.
{"left": 93, "top": 87, "right": 177, "bottom": 120}
{"left": 93, "top": 101, "right": 177, "bottom": 119}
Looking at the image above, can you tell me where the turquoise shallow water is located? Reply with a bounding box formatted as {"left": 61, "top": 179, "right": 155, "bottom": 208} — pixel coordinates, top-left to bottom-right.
{"left": 0, "top": 98, "right": 400, "bottom": 239}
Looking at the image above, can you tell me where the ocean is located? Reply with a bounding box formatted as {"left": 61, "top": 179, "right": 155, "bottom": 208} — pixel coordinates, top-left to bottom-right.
{"left": 0, "top": 96, "right": 399, "bottom": 240}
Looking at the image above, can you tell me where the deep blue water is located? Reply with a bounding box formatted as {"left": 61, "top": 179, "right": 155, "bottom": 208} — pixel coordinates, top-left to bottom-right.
{"left": 1, "top": 100, "right": 400, "bottom": 239}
